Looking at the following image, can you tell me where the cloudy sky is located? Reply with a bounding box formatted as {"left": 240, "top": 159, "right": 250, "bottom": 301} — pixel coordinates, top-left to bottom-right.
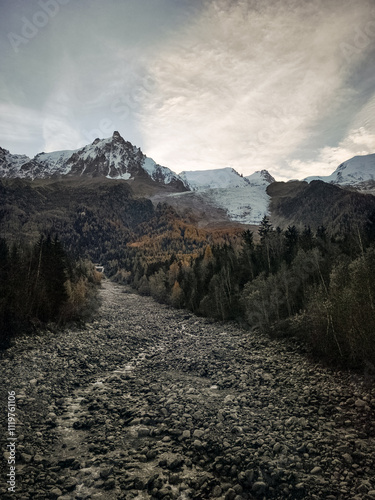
{"left": 1, "top": 0, "right": 375, "bottom": 180}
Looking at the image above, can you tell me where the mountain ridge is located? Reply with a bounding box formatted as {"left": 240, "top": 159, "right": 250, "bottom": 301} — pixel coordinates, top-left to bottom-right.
{"left": 0, "top": 131, "right": 187, "bottom": 192}
{"left": 2, "top": 133, "right": 375, "bottom": 192}
{"left": 0, "top": 133, "right": 276, "bottom": 225}
{"left": 0, "top": 134, "right": 276, "bottom": 194}
{"left": 2, "top": 133, "right": 375, "bottom": 227}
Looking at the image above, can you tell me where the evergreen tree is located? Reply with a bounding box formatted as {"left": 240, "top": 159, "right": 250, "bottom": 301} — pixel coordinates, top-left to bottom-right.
{"left": 239, "top": 230, "right": 257, "bottom": 284}
{"left": 284, "top": 225, "right": 299, "bottom": 264}
{"left": 258, "top": 216, "right": 273, "bottom": 273}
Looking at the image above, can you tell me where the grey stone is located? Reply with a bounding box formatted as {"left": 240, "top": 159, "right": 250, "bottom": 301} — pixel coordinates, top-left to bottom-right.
{"left": 64, "top": 477, "right": 78, "bottom": 492}
{"left": 252, "top": 481, "right": 267, "bottom": 493}
{"left": 225, "top": 488, "right": 236, "bottom": 500}
{"left": 273, "top": 442, "right": 282, "bottom": 453}
{"left": 212, "top": 485, "right": 222, "bottom": 497}
{"left": 49, "top": 488, "right": 62, "bottom": 499}
{"left": 99, "top": 468, "right": 113, "bottom": 479}
{"left": 193, "top": 429, "right": 204, "bottom": 439}
{"left": 104, "top": 478, "right": 116, "bottom": 489}
{"left": 310, "top": 466, "right": 322, "bottom": 474}
{"left": 21, "top": 453, "right": 32, "bottom": 463}
{"left": 181, "top": 430, "right": 191, "bottom": 439}
{"left": 355, "top": 399, "right": 366, "bottom": 408}
{"left": 137, "top": 426, "right": 150, "bottom": 437}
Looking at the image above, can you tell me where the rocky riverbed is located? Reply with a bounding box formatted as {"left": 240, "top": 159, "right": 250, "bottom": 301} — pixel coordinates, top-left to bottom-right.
{"left": 1, "top": 280, "right": 375, "bottom": 499}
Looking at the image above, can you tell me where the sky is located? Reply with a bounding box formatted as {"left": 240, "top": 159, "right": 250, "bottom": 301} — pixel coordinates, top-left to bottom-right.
{"left": 1, "top": 0, "right": 375, "bottom": 181}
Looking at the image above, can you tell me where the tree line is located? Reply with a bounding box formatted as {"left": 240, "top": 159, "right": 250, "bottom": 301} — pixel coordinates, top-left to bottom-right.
{"left": 0, "top": 234, "right": 101, "bottom": 349}
{"left": 123, "top": 217, "right": 375, "bottom": 368}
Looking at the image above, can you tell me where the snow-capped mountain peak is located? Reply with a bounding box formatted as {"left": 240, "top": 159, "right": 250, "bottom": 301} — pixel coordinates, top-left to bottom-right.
{"left": 175, "top": 167, "right": 275, "bottom": 224}
{"left": 142, "top": 156, "right": 184, "bottom": 186}
{"left": 34, "top": 149, "right": 78, "bottom": 176}
{"left": 64, "top": 132, "right": 145, "bottom": 179}
{"left": 179, "top": 167, "right": 275, "bottom": 192}
{"left": 304, "top": 153, "right": 375, "bottom": 188}
{"left": 246, "top": 169, "right": 276, "bottom": 186}
{"left": 0, "top": 131, "right": 187, "bottom": 190}
{"left": 0, "top": 147, "right": 31, "bottom": 176}
{"left": 179, "top": 167, "right": 250, "bottom": 191}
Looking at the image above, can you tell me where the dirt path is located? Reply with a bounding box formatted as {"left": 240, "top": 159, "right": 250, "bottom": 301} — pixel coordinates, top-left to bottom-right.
{"left": 1, "top": 280, "right": 375, "bottom": 499}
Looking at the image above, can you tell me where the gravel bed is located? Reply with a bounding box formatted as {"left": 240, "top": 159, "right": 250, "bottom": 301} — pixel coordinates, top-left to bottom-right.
{"left": 1, "top": 280, "right": 375, "bottom": 499}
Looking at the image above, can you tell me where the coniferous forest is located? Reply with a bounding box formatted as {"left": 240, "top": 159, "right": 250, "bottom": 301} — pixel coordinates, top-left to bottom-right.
{"left": 121, "top": 216, "right": 375, "bottom": 369}
{"left": 0, "top": 234, "right": 101, "bottom": 349}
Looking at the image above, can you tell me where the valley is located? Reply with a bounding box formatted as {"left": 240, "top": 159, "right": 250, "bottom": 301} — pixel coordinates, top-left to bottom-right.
{"left": 1, "top": 134, "right": 375, "bottom": 499}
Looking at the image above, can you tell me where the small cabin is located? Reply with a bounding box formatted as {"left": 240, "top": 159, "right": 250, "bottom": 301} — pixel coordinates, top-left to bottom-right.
{"left": 94, "top": 264, "right": 105, "bottom": 273}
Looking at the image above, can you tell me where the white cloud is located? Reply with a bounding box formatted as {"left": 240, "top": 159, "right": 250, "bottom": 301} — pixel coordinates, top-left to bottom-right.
{"left": 350, "top": 91, "right": 375, "bottom": 134}
{"left": 42, "top": 116, "right": 83, "bottom": 153}
{"left": 287, "top": 127, "right": 375, "bottom": 180}
{"left": 40, "top": 65, "right": 84, "bottom": 152}
{"left": 285, "top": 88, "right": 375, "bottom": 180}
{"left": 0, "top": 103, "right": 43, "bottom": 155}
{"left": 138, "top": 0, "right": 375, "bottom": 176}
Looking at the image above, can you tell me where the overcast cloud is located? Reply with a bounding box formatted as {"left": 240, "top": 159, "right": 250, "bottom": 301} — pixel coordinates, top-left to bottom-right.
{"left": 1, "top": 0, "right": 375, "bottom": 179}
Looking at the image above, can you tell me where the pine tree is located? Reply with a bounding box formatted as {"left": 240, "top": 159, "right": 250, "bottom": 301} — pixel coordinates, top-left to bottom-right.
{"left": 284, "top": 225, "right": 299, "bottom": 264}
{"left": 258, "top": 216, "right": 273, "bottom": 273}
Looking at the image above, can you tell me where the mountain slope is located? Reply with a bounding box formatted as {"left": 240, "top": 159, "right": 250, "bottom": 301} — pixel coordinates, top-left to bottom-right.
{"left": 268, "top": 179, "right": 375, "bottom": 234}
{"left": 34, "top": 149, "right": 78, "bottom": 175}
{"left": 201, "top": 184, "right": 271, "bottom": 225}
{"left": 0, "top": 176, "right": 244, "bottom": 281}
{"left": 176, "top": 168, "right": 275, "bottom": 225}
{"left": 0, "top": 177, "right": 152, "bottom": 248}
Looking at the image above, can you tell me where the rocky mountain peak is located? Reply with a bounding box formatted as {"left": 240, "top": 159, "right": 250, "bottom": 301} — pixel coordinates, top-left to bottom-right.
{"left": 112, "top": 130, "right": 122, "bottom": 140}
{"left": 245, "top": 169, "right": 275, "bottom": 186}
{"left": 0, "top": 133, "right": 188, "bottom": 191}
{"left": 259, "top": 169, "right": 276, "bottom": 184}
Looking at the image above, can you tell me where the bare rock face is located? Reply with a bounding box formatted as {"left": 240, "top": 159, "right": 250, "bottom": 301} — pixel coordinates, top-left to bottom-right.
{"left": 65, "top": 132, "right": 147, "bottom": 179}
{"left": 0, "top": 146, "right": 33, "bottom": 177}
{"left": 1, "top": 280, "right": 375, "bottom": 499}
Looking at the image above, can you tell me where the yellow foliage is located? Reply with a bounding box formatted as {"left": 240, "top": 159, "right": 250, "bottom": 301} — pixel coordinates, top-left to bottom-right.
{"left": 64, "top": 277, "right": 88, "bottom": 316}
{"left": 203, "top": 245, "right": 214, "bottom": 263}
{"left": 171, "top": 280, "right": 184, "bottom": 308}
{"left": 168, "top": 262, "right": 180, "bottom": 287}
